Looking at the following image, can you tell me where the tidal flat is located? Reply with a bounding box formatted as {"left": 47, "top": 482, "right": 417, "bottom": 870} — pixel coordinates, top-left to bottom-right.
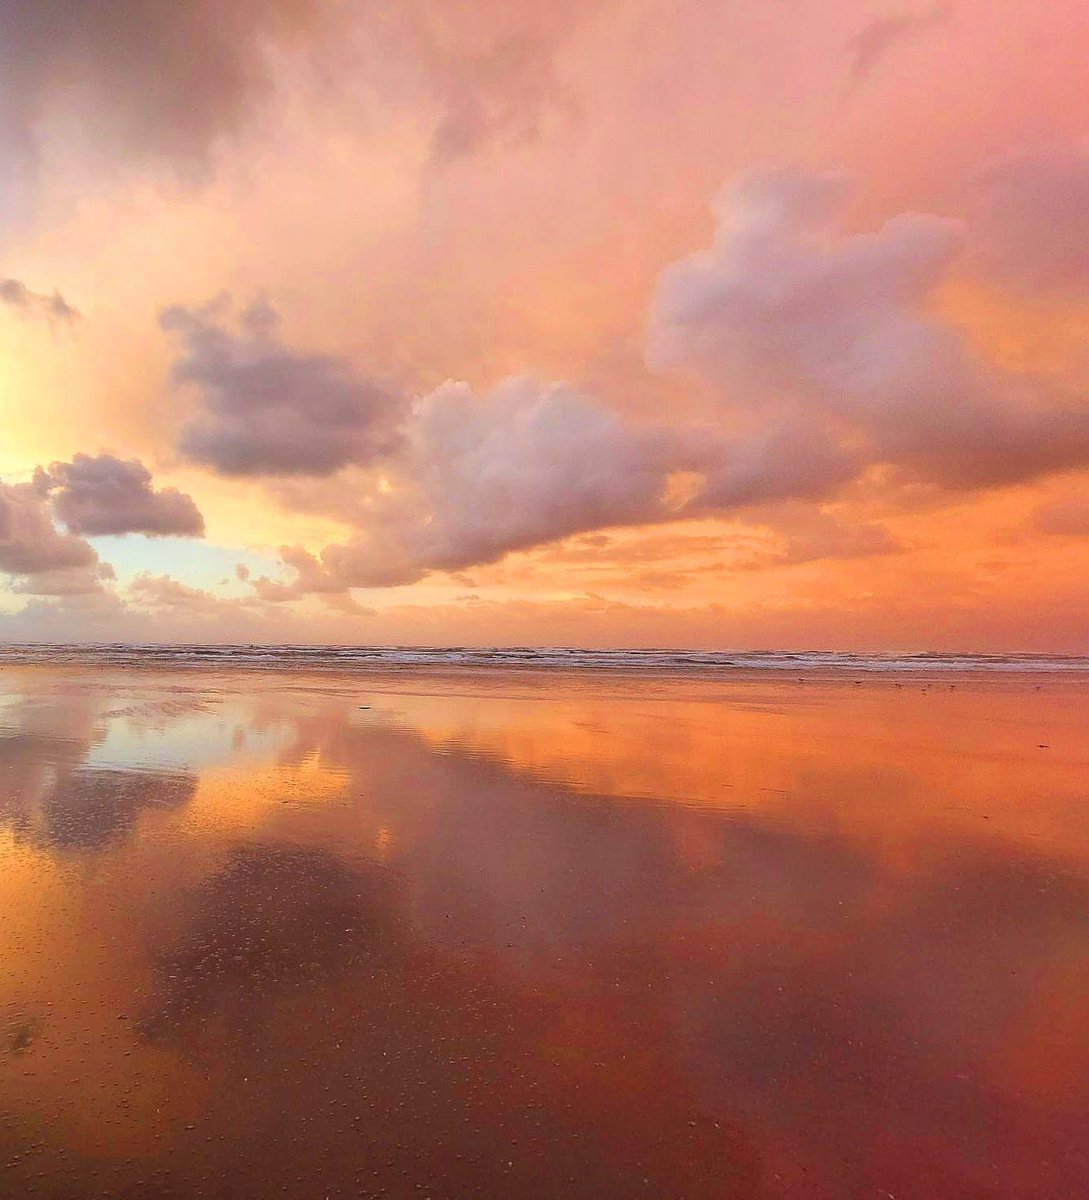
{"left": 1, "top": 663, "right": 1087, "bottom": 1198}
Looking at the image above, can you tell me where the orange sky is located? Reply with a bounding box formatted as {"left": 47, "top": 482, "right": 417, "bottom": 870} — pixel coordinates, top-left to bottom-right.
{"left": 1, "top": 0, "right": 1088, "bottom": 650}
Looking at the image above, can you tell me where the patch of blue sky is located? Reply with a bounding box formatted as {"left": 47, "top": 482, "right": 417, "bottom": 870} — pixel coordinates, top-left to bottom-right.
{"left": 91, "top": 535, "right": 283, "bottom": 592}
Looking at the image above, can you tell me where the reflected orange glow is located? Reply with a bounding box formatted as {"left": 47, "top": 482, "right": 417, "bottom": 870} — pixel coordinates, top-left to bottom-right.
{"left": 2, "top": 663, "right": 1089, "bottom": 1197}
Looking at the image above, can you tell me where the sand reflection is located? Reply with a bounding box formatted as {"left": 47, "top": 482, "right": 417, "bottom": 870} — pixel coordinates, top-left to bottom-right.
{"left": 1, "top": 665, "right": 1088, "bottom": 1198}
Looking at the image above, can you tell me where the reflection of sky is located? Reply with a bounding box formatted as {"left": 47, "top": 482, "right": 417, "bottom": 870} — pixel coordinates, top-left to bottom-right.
{"left": 84, "top": 705, "right": 287, "bottom": 773}
{"left": 3, "top": 670, "right": 1089, "bottom": 1199}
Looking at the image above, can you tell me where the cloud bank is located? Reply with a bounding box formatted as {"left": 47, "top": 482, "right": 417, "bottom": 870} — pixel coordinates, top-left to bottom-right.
{"left": 230, "top": 162, "right": 1089, "bottom": 601}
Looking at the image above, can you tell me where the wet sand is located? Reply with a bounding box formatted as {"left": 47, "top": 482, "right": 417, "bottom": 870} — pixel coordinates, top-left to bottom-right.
{"left": 1, "top": 664, "right": 1088, "bottom": 1198}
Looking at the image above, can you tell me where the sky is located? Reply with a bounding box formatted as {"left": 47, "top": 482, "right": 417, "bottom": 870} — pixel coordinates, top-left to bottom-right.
{"left": 1, "top": 0, "right": 1088, "bottom": 651}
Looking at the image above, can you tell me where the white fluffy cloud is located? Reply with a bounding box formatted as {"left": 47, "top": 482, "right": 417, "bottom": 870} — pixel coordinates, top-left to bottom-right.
{"left": 262, "top": 377, "right": 677, "bottom": 590}
{"left": 649, "top": 166, "right": 1089, "bottom": 490}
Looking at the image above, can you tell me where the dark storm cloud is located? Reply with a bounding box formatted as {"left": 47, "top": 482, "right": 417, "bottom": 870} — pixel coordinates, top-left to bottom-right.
{"left": 34, "top": 453, "right": 205, "bottom": 537}
{"left": 163, "top": 299, "right": 403, "bottom": 478}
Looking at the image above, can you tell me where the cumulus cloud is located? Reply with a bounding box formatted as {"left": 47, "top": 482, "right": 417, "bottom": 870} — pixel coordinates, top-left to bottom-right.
{"left": 397, "top": 378, "right": 671, "bottom": 570}
{"left": 0, "top": 0, "right": 331, "bottom": 170}
{"left": 3, "top": 456, "right": 203, "bottom": 598}
{"left": 648, "top": 167, "right": 961, "bottom": 416}
{"left": 179, "top": 164, "right": 1089, "bottom": 604}
{"left": 845, "top": 3, "right": 953, "bottom": 85}
{"left": 649, "top": 166, "right": 1089, "bottom": 491}
{"left": 34, "top": 453, "right": 205, "bottom": 538}
{"left": 163, "top": 298, "right": 402, "bottom": 478}
{"left": 128, "top": 573, "right": 227, "bottom": 614}
{"left": 968, "top": 143, "right": 1089, "bottom": 293}
{"left": 0, "top": 480, "right": 99, "bottom": 580}
{"left": 0, "top": 277, "right": 78, "bottom": 323}
{"left": 261, "top": 376, "right": 677, "bottom": 591}
{"left": 258, "top": 376, "right": 892, "bottom": 600}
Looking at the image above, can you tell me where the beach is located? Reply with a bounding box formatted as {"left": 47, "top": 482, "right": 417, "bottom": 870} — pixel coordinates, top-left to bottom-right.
{"left": 2, "top": 658, "right": 1088, "bottom": 1198}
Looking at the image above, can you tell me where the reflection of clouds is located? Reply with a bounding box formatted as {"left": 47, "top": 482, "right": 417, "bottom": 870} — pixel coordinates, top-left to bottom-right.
{"left": 1, "top": 740, "right": 198, "bottom": 851}
{"left": 0, "top": 678, "right": 201, "bottom": 852}
{"left": 0, "top": 730, "right": 89, "bottom": 821}
{"left": 32, "top": 768, "right": 197, "bottom": 850}
{"left": 257, "top": 708, "right": 880, "bottom": 959}
{"left": 670, "top": 847, "right": 1089, "bottom": 1194}
{"left": 86, "top": 690, "right": 286, "bottom": 773}
{"left": 239, "top": 696, "right": 1089, "bottom": 1194}
{"left": 97, "top": 693, "right": 213, "bottom": 729}
{"left": 131, "top": 831, "right": 750, "bottom": 1200}
{"left": 138, "top": 843, "right": 403, "bottom": 1044}
{"left": 4, "top": 672, "right": 1089, "bottom": 1196}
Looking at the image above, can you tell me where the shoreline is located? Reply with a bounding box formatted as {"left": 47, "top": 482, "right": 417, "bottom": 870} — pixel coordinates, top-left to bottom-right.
{"left": 2, "top": 642, "right": 1088, "bottom": 682}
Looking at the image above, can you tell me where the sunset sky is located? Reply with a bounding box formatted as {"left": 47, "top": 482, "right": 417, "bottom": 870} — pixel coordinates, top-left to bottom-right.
{"left": 2, "top": 0, "right": 1088, "bottom": 650}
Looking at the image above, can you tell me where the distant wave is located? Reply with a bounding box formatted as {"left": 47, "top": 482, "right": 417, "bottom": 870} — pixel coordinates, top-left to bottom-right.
{"left": 1, "top": 643, "right": 1087, "bottom": 674}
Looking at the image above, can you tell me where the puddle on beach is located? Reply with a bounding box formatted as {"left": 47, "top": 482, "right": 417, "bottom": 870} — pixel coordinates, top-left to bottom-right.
{"left": 1, "top": 665, "right": 1088, "bottom": 1198}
